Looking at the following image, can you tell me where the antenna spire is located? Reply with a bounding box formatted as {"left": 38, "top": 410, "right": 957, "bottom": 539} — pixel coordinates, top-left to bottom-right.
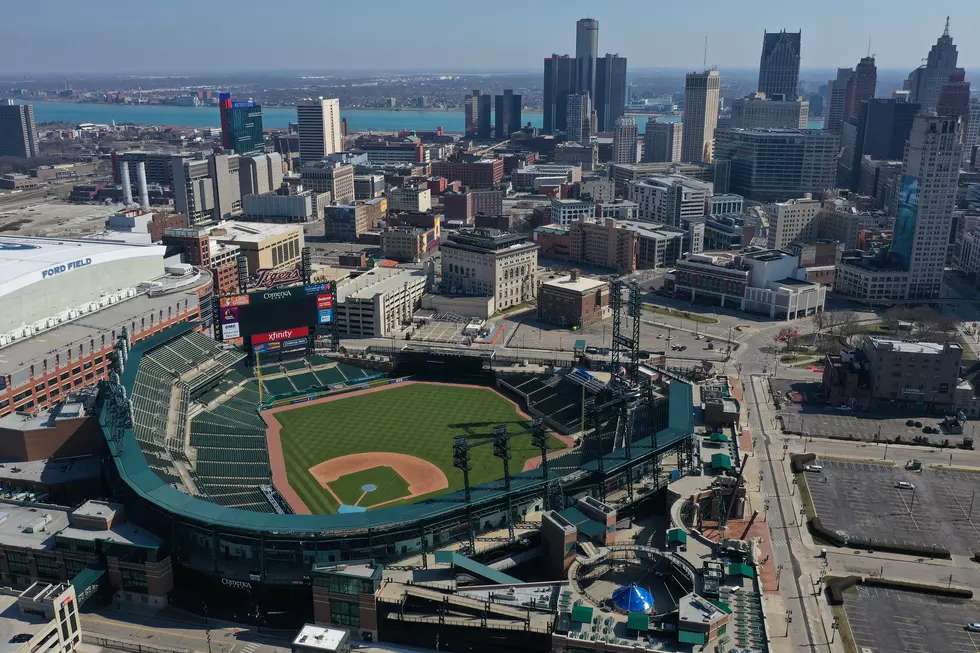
{"left": 867, "top": 37, "right": 871, "bottom": 57}
{"left": 703, "top": 36, "right": 707, "bottom": 69}
{"left": 943, "top": 16, "right": 950, "bottom": 36}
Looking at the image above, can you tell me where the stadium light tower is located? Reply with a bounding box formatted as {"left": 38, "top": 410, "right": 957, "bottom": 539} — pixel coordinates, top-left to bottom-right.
{"left": 452, "top": 435, "right": 475, "bottom": 553}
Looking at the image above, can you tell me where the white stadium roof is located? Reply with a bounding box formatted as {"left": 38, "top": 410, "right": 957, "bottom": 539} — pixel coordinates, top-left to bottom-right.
{"left": 0, "top": 236, "right": 166, "bottom": 299}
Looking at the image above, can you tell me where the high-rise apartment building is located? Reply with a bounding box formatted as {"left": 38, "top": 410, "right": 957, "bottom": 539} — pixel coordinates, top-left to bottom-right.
{"left": 905, "top": 20, "right": 959, "bottom": 113}
{"left": 566, "top": 92, "right": 592, "bottom": 144}
{"left": 838, "top": 99, "right": 920, "bottom": 190}
{"left": 965, "top": 100, "right": 980, "bottom": 161}
{"left": 612, "top": 116, "right": 639, "bottom": 165}
{"left": 464, "top": 91, "right": 491, "bottom": 140}
{"left": 729, "top": 93, "right": 808, "bottom": 129}
{"left": 171, "top": 152, "right": 242, "bottom": 224}
{"left": 543, "top": 55, "right": 577, "bottom": 134}
{"left": 643, "top": 120, "right": 683, "bottom": 163}
{"left": 494, "top": 90, "right": 522, "bottom": 140}
{"left": 712, "top": 128, "right": 839, "bottom": 202}
{"left": 219, "top": 93, "right": 264, "bottom": 155}
{"left": 757, "top": 30, "right": 801, "bottom": 97}
{"left": 628, "top": 174, "right": 711, "bottom": 227}
{"left": 299, "top": 161, "right": 356, "bottom": 205}
{"left": 825, "top": 68, "right": 853, "bottom": 134}
{"left": 843, "top": 57, "right": 877, "bottom": 123}
{"left": 296, "top": 98, "right": 342, "bottom": 164}
{"left": 893, "top": 115, "right": 962, "bottom": 299}
{"left": 0, "top": 99, "right": 39, "bottom": 158}
{"left": 575, "top": 18, "right": 599, "bottom": 97}
{"left": 768, "top": 196, "right": 821, "bottom": 249}
{"left": 681, "top": 70, "right": 721, "bottom": 163}
{"left": 594, "top": 54, "right": 627, "bottom": 131}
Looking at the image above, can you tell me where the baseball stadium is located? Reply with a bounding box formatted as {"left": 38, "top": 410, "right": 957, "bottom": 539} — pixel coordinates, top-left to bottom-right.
{"left": 96, "top": 278, "right": 700, "bottom": 636}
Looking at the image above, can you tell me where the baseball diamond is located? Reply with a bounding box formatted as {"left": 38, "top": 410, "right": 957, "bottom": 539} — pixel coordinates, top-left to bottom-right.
{"left": 265, "top": 381, "right": 570, "bottom": 514}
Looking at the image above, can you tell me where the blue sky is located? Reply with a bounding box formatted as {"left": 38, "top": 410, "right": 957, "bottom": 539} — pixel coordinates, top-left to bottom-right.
{"left": 1, "top": 0, "right": 976, "bottom": 75}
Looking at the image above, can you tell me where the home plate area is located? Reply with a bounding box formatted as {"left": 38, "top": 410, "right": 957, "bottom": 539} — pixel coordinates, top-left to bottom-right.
{"left": 309, "top": 452, "right": 450, "bottom": 514}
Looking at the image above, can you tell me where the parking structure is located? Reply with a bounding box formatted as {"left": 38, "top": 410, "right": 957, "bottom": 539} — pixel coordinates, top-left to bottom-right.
{"left": 802, "top": 460, "right": 980, "bottom": 555}
{"left": 843, "top": 585, "right": 980, "bottom": 653}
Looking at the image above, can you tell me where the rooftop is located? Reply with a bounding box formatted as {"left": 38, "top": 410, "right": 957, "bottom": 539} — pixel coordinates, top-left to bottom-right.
{"left": 72, "top": 499, "right": 122, "bottom": 522}
{"left": 541, "top": 274, "right": 607, "bottom": 293}
{"left": 0, "top": 269, "right": 209, "bottom": 378}
{"left": 0, "top": 593, "right": 52, "bottom": 653}
{"left": 0, "top": 395, "right": 93, "bottom": 432}
{"left": 867, "top": 337, "right": 953, "bottom": 355}
{"left": 57, "top": 522, "right": 162, "bottom": 549}
{"left": 336, "top": 266, "right": 428, "bottom": 302}
{"left": 0, "top": 502, "right": 69, "bottom": 551}
{"left": 202, "top": 221, "right": 301, "bottom": 244}
{"left": 292, "top": 625, "right": 347, "bottom": 652}
{"left": 0, "top": 457, "right": 101, "bottom": 486}
{"left": 0, "top": 235, "right": 165, "bottom": 297}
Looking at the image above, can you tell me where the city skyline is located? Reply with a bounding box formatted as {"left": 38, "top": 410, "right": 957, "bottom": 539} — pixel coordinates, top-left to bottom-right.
{"left": 1, "top": 0, "right": 978, "bottom": 75}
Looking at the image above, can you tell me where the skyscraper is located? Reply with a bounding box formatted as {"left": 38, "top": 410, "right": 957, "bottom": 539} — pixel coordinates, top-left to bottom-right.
{"left": 757, "top": 30, "right": 801, "bottom": 97}
{"left": 494, "top": 90, "right": 522, "bottom": 140}
{"left": 612, "top": 116, "right": 639, "bottom": 164}
{"left": 543, "top": 54, "right": 577, "bottom": 134}
{"left": 219, "top": 93, "right": 264, "bottom": 155}
{"left": 843, "top": 56, "right": 877, "bottom": 123}
{"left": 838, "top": 99, "right": 920, "bottom": 190}
{"left": 594, "top": 54, "right": 628, "bottom": 132}
{"left": 575, "top": 18, "right": 599, "bottom": 97}
{"left": 566, "top": 92, "right": 592, "bottom": 144}
{"left": 893, "top": 115, "right": 962, "bottom": 299}
{"left": 0, "top": 99, "right": 39, "bottom": 159}
{"left": 825, "top": 68, "right": 853, "bottom": 134}
{"left": 478, "top": 94, "right": 492, "bottom": 140}
{"left": 296, "top": 98, "right": 342, "bottom": 165}
{"left": 464, "top": 90, "right": 482, "bottom": 138}
{"left": 905, "top": 19, "right": 959, "bottom": 113}
{"left": 643, "top": 120, "right": 683, "bottom": 163}
{"left": 937, "top": 69, "right": 971, "bottom": 123}
{"left": 681, "top": 70, "right": 721, "bottom": 163}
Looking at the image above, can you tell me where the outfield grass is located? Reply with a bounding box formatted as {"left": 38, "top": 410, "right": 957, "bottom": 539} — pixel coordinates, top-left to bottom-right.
{"left": 328, "top": 466, "right": 410, "bottom": 507}
{"left": 275, "top": 383, "right": 567, "bottom": 514}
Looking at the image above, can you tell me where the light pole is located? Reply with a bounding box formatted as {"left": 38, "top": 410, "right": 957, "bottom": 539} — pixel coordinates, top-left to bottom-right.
{"left": 883, "top": 442, "right": 889, "bottom": 461}
{"left": 908, "top": 485, "right": 916, "bottom": 515}
{"left": 969, "top": 489, "right": 975, "bottom": 521}
{"left": 785, "top": 611, "right": 793, "bottom": 637}
{"left": 831, "top": 616, "right": 840, "bottom": 643}
{"left": 799, "top": 507, "right": 806, "bottom": 534}
{"left": 791, "top": 477, "right": 798, "bottom": 496}
{"left": 776, "top": 564, "right": 783, "bottom": 589}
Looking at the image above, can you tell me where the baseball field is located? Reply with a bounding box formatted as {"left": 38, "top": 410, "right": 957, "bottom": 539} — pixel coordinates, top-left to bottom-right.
{"left": 267, "top": 382, "right": 570, "bottom": 514}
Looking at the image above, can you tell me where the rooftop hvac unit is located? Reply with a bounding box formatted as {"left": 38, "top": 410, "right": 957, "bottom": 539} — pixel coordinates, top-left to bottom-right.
{"left": 0, "top": 335, "right": 10, "bottom": 347}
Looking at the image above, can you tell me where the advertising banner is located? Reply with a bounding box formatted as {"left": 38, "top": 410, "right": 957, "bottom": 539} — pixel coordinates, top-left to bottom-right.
{"left": 316, "top": 294, "right": 334, "bottom": 309}
{"left": 251, "top": 326, "right": 310, "bottom": 344}
{"left": 318, "top": 308, "right": 335, "bottom": 324}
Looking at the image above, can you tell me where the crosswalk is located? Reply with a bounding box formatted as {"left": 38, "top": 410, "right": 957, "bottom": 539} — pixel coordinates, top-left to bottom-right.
{"left": 771, "top": 537, "right": 803, "bottom": 549}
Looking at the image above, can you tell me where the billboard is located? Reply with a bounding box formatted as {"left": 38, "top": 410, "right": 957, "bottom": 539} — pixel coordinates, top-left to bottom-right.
{"left": 892, "top": 174, "right": 919, "bottom": 268}
{"left": 218, "top": 283, "right": 335, "bottom": 340}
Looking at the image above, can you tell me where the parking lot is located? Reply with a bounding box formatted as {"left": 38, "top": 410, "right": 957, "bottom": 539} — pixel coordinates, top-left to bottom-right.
{"left": 772, "top": 379, "right": 966, "bottom": 445}
{"left": 843, "top": 585, "right": 980, "bottom": 653}
{"left": 803, "top": 460, "right": 980, "bottom": 555}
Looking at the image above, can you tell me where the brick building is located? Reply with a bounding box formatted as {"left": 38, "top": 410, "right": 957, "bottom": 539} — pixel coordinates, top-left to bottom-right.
{"left": 430, "top": 159, "right": 504, "bottom": 188}
{"left": 537, "top": 270, "right": 610, "bottom": 328}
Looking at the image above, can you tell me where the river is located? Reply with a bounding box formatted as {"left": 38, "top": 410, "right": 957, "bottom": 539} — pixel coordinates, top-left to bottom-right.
{"left": 17, "top": 100, "right": 824, "bottom": 133}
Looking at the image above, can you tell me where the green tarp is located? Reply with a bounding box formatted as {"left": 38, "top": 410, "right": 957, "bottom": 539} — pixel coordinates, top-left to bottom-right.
{"left": 677, "top": 629, "right": 707, "bottom": 645}
{"left": 728, "top": 562, "right": 755, "bottom": 578}
{"left": 627, "top": 612, "right": 649, "bottom": 631}
{"left": 709, "top": 432, "right": 730, "bottom": 443}
{"left": 571, "top": 604, "right": 594, "bottom": 623}
{"left": 709, "top": 599, "right": 734, "bottom": 614}
{"left": 667, "top": 528, "right": 688, "bottom": 544}
{"left": 711, "top": 453, "right": 733, "bottom": 470}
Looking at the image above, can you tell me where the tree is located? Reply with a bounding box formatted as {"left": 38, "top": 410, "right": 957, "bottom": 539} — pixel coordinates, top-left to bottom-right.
{"left": 837, "top": 311, "right": 860, "bottom": 341}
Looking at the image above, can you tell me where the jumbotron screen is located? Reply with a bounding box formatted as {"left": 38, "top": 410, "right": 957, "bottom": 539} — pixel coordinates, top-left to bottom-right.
{"left": 218, "top": 282, "right": 334, "bottom": 340}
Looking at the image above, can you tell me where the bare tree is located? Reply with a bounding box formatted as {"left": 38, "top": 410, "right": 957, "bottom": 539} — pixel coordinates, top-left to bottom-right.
{"left": 811, "top": 310, "right": 828, "bottom": 334}
{"left": 837, "top": 310, "right": 860, "bottom": 340}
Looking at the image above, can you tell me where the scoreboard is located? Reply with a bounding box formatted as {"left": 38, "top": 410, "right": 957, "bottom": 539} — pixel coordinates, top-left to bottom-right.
{"left": 218, "top": 282, "right": 335, "bottom": 341}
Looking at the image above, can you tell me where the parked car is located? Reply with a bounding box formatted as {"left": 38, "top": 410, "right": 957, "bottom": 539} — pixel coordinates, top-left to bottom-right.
{"left": 804, "top": 465, "right": 823, "bottom": 472}
{"left": 966, "top": 623, "right": 980, "bottom": 632}
{"left": 836, "top": 405, "right": 852, "bottom": 411}
{"left": 895, "top": 481, "right": 915, "bottom": 490}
